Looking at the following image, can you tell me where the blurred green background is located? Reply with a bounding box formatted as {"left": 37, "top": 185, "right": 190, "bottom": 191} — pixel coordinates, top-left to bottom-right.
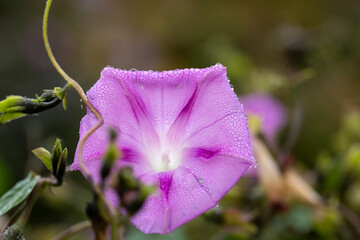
{"left": 1, "top": 0, "right": 360, "bottom": 239}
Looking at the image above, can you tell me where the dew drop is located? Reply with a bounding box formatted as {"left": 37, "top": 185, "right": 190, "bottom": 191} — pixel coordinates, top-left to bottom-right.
{"left": 198, "top": 178, "right": 204, "bottom": 185}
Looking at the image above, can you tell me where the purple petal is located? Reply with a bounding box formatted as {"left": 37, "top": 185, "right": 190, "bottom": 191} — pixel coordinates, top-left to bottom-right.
{"left": 240, "top": 93, "right": 287, "bottom": 145}
{"left": 71, "top": 64, "right": 255, "bottom": 234}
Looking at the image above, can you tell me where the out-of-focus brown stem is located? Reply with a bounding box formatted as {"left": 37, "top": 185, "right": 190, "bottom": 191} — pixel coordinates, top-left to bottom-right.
{"left": 95, "top": 230, "right": 107, "bottom": 240}
{"left": 339, "top": 204, "right": 360, "bottom": 237}
{"left": 52, "top": 221, "right": 91, "bottom": 240}
{"left": 19, "top": 182, "right": 43, "bottom": 226}
{"left": 253, "top": 136, "right": 284, "bottom": 203}
{"left": 279, "top": 89, "right": 303, "bottom": 171}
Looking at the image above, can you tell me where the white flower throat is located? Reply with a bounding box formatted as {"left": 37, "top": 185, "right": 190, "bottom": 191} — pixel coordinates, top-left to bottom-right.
{"left": 146, "top": 136, "right": 183, "bottom": 172}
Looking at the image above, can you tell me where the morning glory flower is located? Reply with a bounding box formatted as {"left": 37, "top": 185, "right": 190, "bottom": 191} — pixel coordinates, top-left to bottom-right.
{"left": 71, "top": 64, "right": 255, "bottom": 234}
{"left": 240, "top": 93, "right": 287, "bottom": 146}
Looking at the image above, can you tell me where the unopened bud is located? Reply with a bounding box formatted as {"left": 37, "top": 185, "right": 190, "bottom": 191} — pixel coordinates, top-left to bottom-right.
{"left": 85, "top": 194, "right": 110, "bottom": 238}
{"left": 114, "top": 167, "right": 154, "bottom": 216}
{"left": 0, "top": 96, "right": 25, "bottom": 112}
{"left": 100, "top": 129, "right": 121, "bottom": 181}
{"left": 0, "top": 224, "right": 25, "bottom": 240}
{"left": 0, "top": 96, "right": 27, "bottom": 124}
{"left": 109, "top": 128, "right": 117, "bottom": 142}
{"left": 51, "top": 139, "right": 67, "bottom": 185}
{"left": 0, "top": 84, "right": 70, "bottom": 125}
{"left": 124, "top": 185, "right": 154, "bottom": 216}
{"left": 32, "top": 147, "right": 53, "bottom": 171}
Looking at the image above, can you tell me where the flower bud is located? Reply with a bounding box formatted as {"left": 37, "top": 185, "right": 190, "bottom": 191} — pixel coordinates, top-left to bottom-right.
{"left": 0, "top": 224, "right": 25, "bottom": 240}
{"left": 0, "top": 84, "right": 69, "bottom": 125}
{"left": 0, "top": 96, "right": 27, "bottom": 124}
{"left": 114, "top": 167, "right": 154, "bottom": 216}
{"left": 123, "top": 185, "right": 154, "bottom": 217}
{"left": 109, "top": 128, "right": 117, "bottom": 142}
{"left": 0, "top": 96, "right": 25, "bottom": 112}
{"left": 85, "top": 194, "right": 110, "bottom": 239}
{"left": 32, "top": 147, "right": 52, "bottom": 171}
{"left": 100, "top": 130, "right": 121, "bottom": 181}
{"left": 51, "top": 139, "right": 67, "bottom": 185}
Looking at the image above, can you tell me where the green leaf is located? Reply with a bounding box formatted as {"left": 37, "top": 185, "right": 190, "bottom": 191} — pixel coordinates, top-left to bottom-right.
{"left": 32, "top": 147, "right": 53, "bottom": 171}
{"left": 0, "top": 96, "right": 24, "bottom": 113}
{"left": 0, "top": 112, "right": 27, "bottom": 125}
{"left": 0, "top": 173, "right": 40, "bottom": 217}
{"left": 62, "top": 95, "right": 67, "bottom": 110}
{"left": 0, "top": 158, "right": 12, "bottom": 196}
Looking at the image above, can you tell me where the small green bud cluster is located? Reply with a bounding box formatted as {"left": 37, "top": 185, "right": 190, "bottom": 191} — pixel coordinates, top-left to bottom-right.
{"left": 85, "top": 194, "right": 110, "bottom": 239}
{"left": 32, "top": 139, "right": 67, "bottom": 186}
{"left": 113, "top": 167, "right": 155, "bottom": 217}
{"left": 100, "top": 129, "right": 121, "bottom": 182}
{"left": 0, "top": 84, "right": 69, "bottom": 125}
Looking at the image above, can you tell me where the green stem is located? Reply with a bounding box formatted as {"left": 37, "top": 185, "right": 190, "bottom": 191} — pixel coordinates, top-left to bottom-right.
{"left": 43, "top": 0, "right": 74, "bottom": 88}
{"left": 43, "top": 0, "right": 104, "bottom": 185}
{"left": 111, "top": 218, "right": 118, "bottom": 240}
{"left": 42, "top": 1, "right": 120, "bottom": 238}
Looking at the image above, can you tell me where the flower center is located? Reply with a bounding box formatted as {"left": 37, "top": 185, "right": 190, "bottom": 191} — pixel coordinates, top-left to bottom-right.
{"left": 147, "top": 143, "right": 183, "bottom": 172}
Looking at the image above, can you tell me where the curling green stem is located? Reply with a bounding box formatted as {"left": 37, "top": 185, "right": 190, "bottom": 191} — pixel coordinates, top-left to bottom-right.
{"left": 42, "top": 1, "right": 118, "bottom": 236}
{"left": 43, "top": 0, "right": 104, "bottom": 183}
{"left": 43, "top": 0, "right": 73, "bottom": 87}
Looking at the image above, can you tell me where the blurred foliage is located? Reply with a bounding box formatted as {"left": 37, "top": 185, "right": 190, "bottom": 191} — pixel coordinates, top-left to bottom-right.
{"left": 1, "top": 0, "right": 360, "bottom": 239}
{"left": 0, "top": 158, "right": 12, "bottom": 196}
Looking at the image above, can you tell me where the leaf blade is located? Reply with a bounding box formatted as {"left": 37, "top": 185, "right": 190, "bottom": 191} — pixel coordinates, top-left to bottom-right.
{"left": 32, "top": 147, "right": 53, "bottom": 171}
{"left": 0, "top": 173, "right": 40, "bottom": 217}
